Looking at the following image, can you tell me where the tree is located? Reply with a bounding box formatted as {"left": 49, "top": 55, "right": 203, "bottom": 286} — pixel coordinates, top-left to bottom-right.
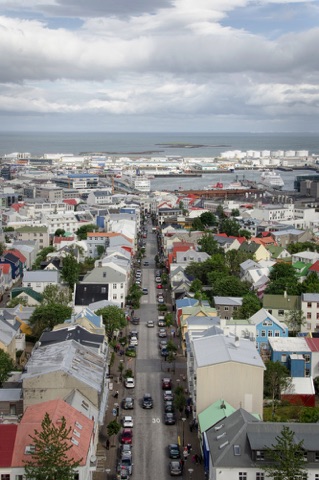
{"left": 238, "top": 228, "right": 252, "bottom": 240}
{"left": 299, "top": 272, "right": 319, "bottom": 294}
{"left": 107, "top": 420, "right": 121, "bottom": 447}
{"left": 200, "top": 211, "right": 217, "bottom": 227}
{"left": 225, "top": 249, "right": 254, "bottom": 277}
{"left": 265, "top": 263, "right": 299, "bottom": 295}
{"left": 299, "top": 407, "right": 319, "bottom": 423}
{"left": 61, "top": 253, "right": 80, "bottom": 291}
{"left": 216, "top": 205, "right": 226, "bottom": 219}
{"left": 191, "top": 217, "right": 204, "bottom": 231}
{"left": 233, "top": 294, "right": 261, "bottom": 319}
{"left": 284, "top": 309, "right": 306, "bottom": 336}
{"left": 54, "top": 228, "right": 66, "bottom": 237}
{"left": 7, "top": 297, "right": 28, "bottom": 308}
{"left": 42, "top": 284, "right": 70, "bottom": 306}
{"left": 24, "top": 413, "right": 82, "bottom": 480}
{"left": 29, "top": 304, "right": 72, "bottom": 338}
{"left": 264, "top": 361, "right": 292, "bottom": 418}
{"left": 219, "top": 218, "right": 240, "bottom": 237}
{"left": 262, "top": 426, "right": 307, "bottom": 480}
{"left": 198, "top": 233, "right": 222, "bottom": 255}
{"left": 211, "top": 276, "right": 251, "bottom": 297}
{"left": 33, "top": 246, "right": 55, "bottom": 269}
{"left": 0, "top": 350, "right": 14, "bottom": 387}
{"left": 96, "top": 305, "right": 127, "bottom": 340}
{"left": 231, "top": 208, "right": 240, "bottom": 217}
{"left": 190, "top": 278, "right": 203, "bottom": 294}
{"left": 75, "top": 224, "right": 98, "bottom": 240}
{"left": 96, "top": 245, "right": 105, "bottom": 257}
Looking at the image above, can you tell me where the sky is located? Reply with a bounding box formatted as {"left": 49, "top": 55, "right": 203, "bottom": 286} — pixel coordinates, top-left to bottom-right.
{"left": 0, "top": 0, "right": 318, "bottom": 132}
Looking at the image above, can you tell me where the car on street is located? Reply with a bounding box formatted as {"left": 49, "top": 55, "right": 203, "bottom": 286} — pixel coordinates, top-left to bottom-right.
{"left": 136, "top": 279, "right": 141, "bottom": 286}
{"left": 119, "top": 443, "right": 132, "bottom": 456}
{"left": 163, "top": 390, "right": 174, "bottom": 401}
{"left": 159, "top": 339, "right": 168, "bottom": 350}
{"left": 117, "top": 467, "right": 130, "bottom": 480}
{"left": 158, "top": 328, "right": 167, "bottom": 338}
{"left": 131, "top": 317, "right": 140, "bottom": 325}
{"left": 125, "top": 377, "right": 135, "bottom": 389}
{"left": 161, "top": 347, "right": 169, "bottom": 357}
{"left": 129, "top": 336, "right": 138, "bottom": 346}
{"left": 158, "top": 319, "right": 166, "bottom": 327}
{"left": 164, "top": 401, "right": 175, "bottom": 413}
{"left": 162, "top": 378, "right": 172, "bottom": 390}
{"left": 157, "top": 284, "right": 163, "bottom": 289}
{"left": 143, "top": 261, "right": 149, "bottom": 266}
{"left": 164, "top": 412, "right": 176, "bottom": 425}
{"left": 120, "top": 428, "right": 133, "bottom": 444}
{"left": 155, "top": 276, "right": 162, "bottom": 283}
{"left": 129, "top": 330, "right": 139, "bottom": 339}
{"left": 125, "top": 346, "right": 136, "bottom": 358}
{"left": 142, "top": 288, "right": 148, "bottom": 295}
{"left": 146, "top": 320, "right": 154, "bottom": 328}
{"left": 118, "top": 453, "right": 133, "bottom": 475}
{"left": 142, "top": 393, "right": 153, "bottom": 409}
{"left": 168, "top": 444, "right": 181, "bottom": 459}
{"left": 122, "top": 416, "right": 134, "bottom": 428}
{"left": 169, "top": 460, "right": 182, "bottom": 476}
{"left": 157, "top": 296, "right": 164, "bottom": 304}
{"left": 121, "top": 397, "right": 134, "bottom": 410}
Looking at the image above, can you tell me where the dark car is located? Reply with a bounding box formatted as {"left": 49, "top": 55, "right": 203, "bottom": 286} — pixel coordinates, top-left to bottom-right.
{"left": 120, "top": 428, "right": 133, "bottom": 444}
{"left": 169, "top": 460, "right": 182, "bottom": 476}
{"left": 159, "top": 339, "right": 168, "bottom": 350}
{"left": 162, "top": 378, "right": 172, "bottom": 390}
{"left": 142, "top": 393, "right": 153, "bottom": 409}
{"left": 161, "top": 348, "right": 169, "bottom": 357}
{"left": 121, "top": 397, "right": 134, "bottom": 410}
{"left": 168, "top": 444, "right": 181, "bottom": 459}
{"left": 129, "top": 330, "right": 139, "bottom": 339}
{"left": 164, "top": 401, "right": 175, "bottom": 413}
{"left": 143, "top": 261, "right": 149, "bottom": 266}
{"left": 164, "top": 412, "right": 176, "bottom": 425}
{"left": 131, "top": 317, "right": 140, "bottom": 325}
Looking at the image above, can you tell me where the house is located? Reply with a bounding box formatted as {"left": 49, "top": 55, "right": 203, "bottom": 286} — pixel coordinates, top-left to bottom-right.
{"left": 54, "top": 308, "right": 105, "bottom": 336}
{"left": 4, "top": 249, "right": 27, "bottom": 276}
{"left": 12, "top": 240, "right": 38, "bottom": 269}
{"left": 305, "top": 337, "right": 319, "bottom": 379}
{"left": 0, "top": 314, "right": 26, "bottom": 363}
{"left": 86, "top": 232, "right": 133, "bottom": 258}
{"left": 0, "top": 263, "right": 12, "bottom": 291}
{"left": 268, "top": 337, "right": 311, "bottom": 377}
{"left": 213, "top": 296, "right": 243, "bottom": 320}
{"left": 22, "top": 270, "right": 59, "bottom": 293}
{"left": 214, "top": 234, "right": 244, "bottom": 252}
{"left": 0, "top": 388, "right": 23, "bottom": 418}
{"left": 281, "top": 377, "right": 316, "bottom": 407}
{"left": 249, "top": 308, "right": 288, "bottom": 356}
{"left": 301, "top": 293, "right": 319, "bottom": 333}
{"left": 239, "top": 259, "right": 260, "bottom": 280}
{"left": 205, "top": 408, "right": 319, "bottom": 480}
{"left": 266, "top": 245, "right": 291, "bottom": 261}
{"left": 271, "top": 228, "right": 313, "bottom": 247}
{"left": 22, "top": 340, "right": 109, "bottom": 424}
{"left": 262, "top": 293, "right": 301, "bottom": 322}
{"left": 0, "top": 252, "right": 21, "bottom": 282}
{"left": 0, "top": 424, "right": 18, "bottom": 480}
{"left": 11, "top": 287, "right": 43, "bottom": 306}
{"left": 308, "top": 260, "right": 319, "bottom": 278}
{"left": 178, "top": 304, "right": 218, "bottom": 352}
{"left": 239, "top": 241, "right": 271, "bottom": 261}
{"left": 15, "top": 226, "right": 50, "bottom": 249}
{"left": 292, "top": 250, "right": 319, "bottom": 265}
{"left": 11, "top": 398, "right": 97, "bottom": 480}
{"left": 292, "top": 261, "right": 310, "bottom": 281}
{"left": 190, "top": 334, "right": 265, "bottom": 417}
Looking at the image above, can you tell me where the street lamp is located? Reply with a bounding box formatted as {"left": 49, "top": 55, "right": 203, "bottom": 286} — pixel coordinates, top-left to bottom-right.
{"left": 105, "top": 468, "right": 111, "bottom": 480}
{"left": 181, "top": 417, "right": 186, "bottom": 446}
{"left": 188, "top": 468, "right": 194, "bottom": 480}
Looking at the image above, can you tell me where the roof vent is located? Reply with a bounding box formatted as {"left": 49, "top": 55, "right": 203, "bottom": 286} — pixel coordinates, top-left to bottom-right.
{"left": 219, "top": 441, "right": 229, "bottom": 450}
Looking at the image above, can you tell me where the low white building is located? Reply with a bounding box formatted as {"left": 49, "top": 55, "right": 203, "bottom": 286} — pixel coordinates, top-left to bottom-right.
{"left": 23, "top": 270, "right": 59, "bottom": 293}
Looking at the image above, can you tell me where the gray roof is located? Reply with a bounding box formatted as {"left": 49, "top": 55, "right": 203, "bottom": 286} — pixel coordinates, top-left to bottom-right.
{"left": 23, "top": 270, "right": 59, "bottom": 282}
{"left": 193, "top": 334, "right": 264, "bottom": 369}
{"left": 0, "top": 388, "right": 22, "bottom": 401}
{"left": 82, "top": 265, "right": 126, "bottom": 283}
{"left": 214, "top": 297, "right": 243, "bottom": 307}
{"left": 22, "top": 340, "right": 105, "bottom": 392}
{"left": 247, "top": 422, "right": 319, "bottom": 450}
{"left": 302, "top": 293, "right": 319, "bottom": 302}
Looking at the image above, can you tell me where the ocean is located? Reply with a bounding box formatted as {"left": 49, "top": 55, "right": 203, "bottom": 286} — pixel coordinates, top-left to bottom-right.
{"left": 0, "top": 131, "right": 318, "bottom": 157}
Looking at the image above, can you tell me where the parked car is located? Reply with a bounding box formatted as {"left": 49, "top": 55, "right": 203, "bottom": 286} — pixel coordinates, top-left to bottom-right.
{"left": 163, "top": 390, "right": 174, "bottom": 401}
{"left": 142, "top": 393, "right": 153, "bottom": 409}
{"left": 119, "top": 443, "right": 132, "bottom": 456}
{"left": 129, "top": 330, "right": 139, "bottom": 339}
{"left": 161, "top": 347, "right": 169, "bottom": 357}
{"left": 122, "top": 416, "right": 134, "bottom": 428}
{"left": 164, "top": 401, "right": 175, "bottom": 413}
{"left": 129, "top": 336, "right": 138, "bottom": 346}
{"left": 142, "top": 288, "right": 148, "bottom": 295}
{"left": 125, "top": 377, "right": 135, "bottom": 389}
{"left": 136, "top": 279, "right": 141, "bottom": 285}
{"left": 118, "top": 453, "right": 133, "bottom": 475}
{"left": 168, "top": 444, "right": 181, "bottom": 459}
{"left": 162, "top": 378, "right": 172, "bottom": 390}
{"left": 157, "top": 296, "right": 164, "bottom": 304}
{"left": 121, "top": 397, "right": 134, "bottom": 410}
{"left": 157, "top": 284, "right": 163, "bottom": 289}
{"left": 120, "top": 428, "right": 133, "bottom": 444}
{"left": 155, "top": 276, "right": 161, "bottom": 283}
{"left": 125, "top": 346, "right": 137, "bottom": 358}
{"left": 169, "top": 460, "right": 182, "bottom": 476}
{"left": 146, "top": 320, "right": 155, "bottom": 328}
{"left": 158, "top": 319, "right": 166, "bottom": 327}
{"left": 164, "top": 412, "right": 176, "bottom": 425}
{"left": 158, "top": 328, "right": 167, "bottom": 338}
{"left": 159, "top": 339, "right": 168, "bottom": 350}
{"left": 131, "top": 317, "right": 140, "bottom": 325}
{"left": 143, "top": 261, "right": 149, "bottom": 266}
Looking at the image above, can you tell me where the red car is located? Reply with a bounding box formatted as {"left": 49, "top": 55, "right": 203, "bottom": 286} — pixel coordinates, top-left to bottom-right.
{"left": 121, "top": 428, "right": 133, "bottom": 444}
{"left": 162, "top": 378, "right": 172, "bottom": 390}
{"left": 157, "top": 284, "right": 163, "bottom": 289}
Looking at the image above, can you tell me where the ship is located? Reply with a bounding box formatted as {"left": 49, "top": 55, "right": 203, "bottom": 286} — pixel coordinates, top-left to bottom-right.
{"left": 259, "top": 169, "right": 284, "bottom": 190}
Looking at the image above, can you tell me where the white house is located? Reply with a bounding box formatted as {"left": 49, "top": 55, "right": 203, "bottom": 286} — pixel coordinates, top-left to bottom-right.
{"left": 22, "top": 270, "right": 59, "bottom": 293}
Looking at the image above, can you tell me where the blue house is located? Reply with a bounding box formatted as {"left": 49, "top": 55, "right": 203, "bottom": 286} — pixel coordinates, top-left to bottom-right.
{"left": 268, "top": 337, "right": 312, "bottom": 377}
{"left": 250, "top": 308, "right": 288, "bottom": 353}
{"left": 0, "top": 252, "right": 21, "bottom": 282}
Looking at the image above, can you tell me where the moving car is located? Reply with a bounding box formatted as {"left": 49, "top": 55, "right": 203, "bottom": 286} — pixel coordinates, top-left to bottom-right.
{"left": 129, "top": 330, "right": 139, "bottom": 339}
{"left": 125, "top": 377, "right": 135, "bottom": 389}
{"left": 146, "top": 320, "right": 154, "bottom": 328}
{"left": 121, "top": 397, "right": 134, "bottom": 410}
{"left": 142, "top": 393, "right": 153, "bottom": 409}
{"left": 169, "top": 460, "right": 182, "bottom": 476}
{"left": 122, "top": 416, "right": 134, "bottom": 428}
{"left": 168, "top": 444, "right": 181, "bottom": 459}
{"left": 164, "top": 412, "right": 176, "bottom": 425}
{"left": 120, "top": 428, "right": 133, "bottom": 444}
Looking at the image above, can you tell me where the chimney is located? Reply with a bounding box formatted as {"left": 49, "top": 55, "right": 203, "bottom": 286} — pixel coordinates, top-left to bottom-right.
{"left": 284, "top": 290, "right": 287, "bottom": 298}
{"left": 234, "top": 336, "right": 240, "bottom": 348}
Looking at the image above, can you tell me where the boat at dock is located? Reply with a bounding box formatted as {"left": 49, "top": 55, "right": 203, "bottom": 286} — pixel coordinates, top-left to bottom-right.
{"left": 259, "top": 169, "right": 284, "bottom": 190}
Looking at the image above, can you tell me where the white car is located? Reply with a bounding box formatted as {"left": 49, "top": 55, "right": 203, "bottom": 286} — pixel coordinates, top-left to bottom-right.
{"left": 129, "top": 336, "right": 138, "bottom": 346}
{"left": 122, "top": 416, "right": 134, "bottom": 428}
{"left": 125, "top": 377, "right": 135, "bottom": 388}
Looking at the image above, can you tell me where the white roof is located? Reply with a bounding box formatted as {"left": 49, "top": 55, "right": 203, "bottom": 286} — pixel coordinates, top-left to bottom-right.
{"left": 250, "top": 308, "right": 287, "bottom": 330}
{"left": 193, "top": 334, "right": 264, "bottom": 369}
{"left": 268, "top": 336, "right": 310, "bottom": 352}
{"left": 282, "top": 377, "right": 315, "bottom": 395}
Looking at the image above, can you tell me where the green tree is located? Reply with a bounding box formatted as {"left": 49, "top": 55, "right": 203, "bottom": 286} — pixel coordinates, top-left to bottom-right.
{"left": 24, "top": 413, "right": 82, "bottom": 480}
{"left": 265, "top": 263, "right": 299, "bottom": 295}
{"left": 233, "top": 293, "right": 261, "bottom": 319}
{"left": 42, "top": 284, "right": 70, "bottom": 306}
{"left": 198, "top": 233, "right": 222, "bottom": 255}
{"left": 262, "top": 426, "right": 307, "bottom": 480}
{"left": 284, "top": 309, "right": 306, "bottom": 336}
{"left": 0, "top": 350, "right": 14, "bottom": 387}
{"left": 78, "top": 257, "right": 95, "bottom": 276}
{"left": 96, "top": 245, "right": 105, "bottom": 257}
{"left": 96, "top": 306, "right": 127, "bottom": 340}
{"left": 216, "top": 204, "right": 225, "bottom": 219}
{"left": 219, "top": 218, "right": 240, "bottom": 237}
{"left": 185, "top": 254, "right": 227, "bottom": 285}
{"left": 54, "top": 228, "right": 66, "bottom": 237}
{"left": 299, "top": 407, "right": 319, "bottom": 423}
{"left": 61, "top": 253, "right": 80, "bottom": 291}
{"left": 211, "top": 276, "right": 251, "bottom": 297}
{"left": 299, "top": 272, "right": 319, "bottom": 294}
{"left": 107, "top": 420, "right": 121, "bottom": 447}
{"left": 7, "top": 297, "right": 28, "bottom": 308}
{"left": 287, "top": 241, "right": 317, "bottom": 255}
{"left": 75, "top": 224, "right": 97, "bottom": 240}
{"left": 191, "top": 217, "right": 204, "bottom": 231}
{"left": 231, "top": 208, "right": 240, "bottom": 217}
{"left": 0, "top": 242, "right": 5, "bottom": 256}
{"left": 238, "top": 229, "right": 252, "bottom": 240}
{"left": 29, "top": 304, "right": 72, "bottom": 338}
{"left": 264, "top": 361, "right": 292, "bottom": 418}
{"left": 225, "top": 249, "right": 254, "bottom": 277}
{"left": 33, "top": 246, "right": 55, "bottom": 269}
{"left": 190, "top": 278, "right": 203, "bottom": 294}
{"left": 200, "top": 211, "right": 217, "bottom": 227}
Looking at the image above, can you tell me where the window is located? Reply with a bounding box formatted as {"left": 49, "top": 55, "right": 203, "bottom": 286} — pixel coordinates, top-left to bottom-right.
{"left": 268, "top": 309, "right": 272, "bottom": 314}
{"left": 307, "top": 302, "right": 312, "bottom": 308}
{"left": 263, "top": 319, "right": 272, "bottom": 326}
{"left": 261, "top": 330, "right": 266, "bottom": 337}
{"left": 317, "top": 313, "right": 319, "bottom": 320}
{"left": 307, "top": 313, "right": 312, "bottom": 319}
{"left": 303, "top": 354, "right": 310, "bottom": 363}
{"left": 268, "top": 331, "right": 273, "bottom": 337}
{"left": 256, "top": 474, "right": 264, "bottom": 480}
{"left": 120, "top": 283, "right": 124, "bottom": 288}
{"left": 275, "top": 330, "right": 280, "bottom": 337}
{"left": 224, "top": 306, "right": 229, "bottom": 311}
{"left": 113, "top": 284, "right": 117, "bottom": 289}
{"left": 278, "top": 309, "right": 284, "bottom": 316}
{"left": 281, "top": 354, "right": 287, "bottom": 362}
{"left": 101, "top": 287, "right": 106, "bottom": 294}
{"left": 256, "top": 451, "right": 265, "bottom": 461}
{"left": 113, "top": 294, "right": 117, "bottom": 300}
{"left": 305, "top": 368, "right": 310, "bottom": 377}
{"left": 15, "top": 476, "right": 24, "bottom": 480}
{"left": 303, "top": 452, "right": 308, "bottom": 461}
{"left": 103, "top": 272, "right": 106, "bottom": 278}
{"left": 1, "top": 475, "right": 10, "bottom": 480}
{"left": 239, "top": 473, "right": 247, "bottom": 480}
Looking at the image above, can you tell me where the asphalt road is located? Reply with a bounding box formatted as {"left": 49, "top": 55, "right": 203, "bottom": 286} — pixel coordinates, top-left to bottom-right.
{"left": 127, "top": 221, "right": 178, "bottom": 480}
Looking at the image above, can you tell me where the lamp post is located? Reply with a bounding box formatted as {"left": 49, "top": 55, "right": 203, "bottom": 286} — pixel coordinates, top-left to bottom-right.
{"left": 188, "top": 468, "right": 194, "bottom": 480}
{"left": 181, "top": 417, "right": 186, "bottom": 446}
{"left": 105, "top": 468, "right": 111, "bottom": 480}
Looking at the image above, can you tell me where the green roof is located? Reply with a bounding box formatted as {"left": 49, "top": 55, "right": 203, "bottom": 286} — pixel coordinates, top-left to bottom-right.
{"left": 263, "top": 294, "right": 300, "bottom": 310}
{"left": 11, "top": 287, "right": 43, "bottom": 303}
{"left": 16, "top": 226, "right": 48, "bottom": 233}
{"left": 198, "top": 400, "right": 236, "bottom": 433}
{"left": 267, "top": 245, "right": 286, "bottom": 258}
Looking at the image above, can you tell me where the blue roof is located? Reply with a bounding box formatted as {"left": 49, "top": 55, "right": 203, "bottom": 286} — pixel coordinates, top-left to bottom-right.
{"left": 176, "top": 298, "right": 198, "bottom": 309}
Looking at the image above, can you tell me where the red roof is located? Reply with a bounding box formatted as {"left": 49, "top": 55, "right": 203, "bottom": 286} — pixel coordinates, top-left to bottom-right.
{"left": 63, "top": 199, "right": 78, "bottom": 206}
{"left": 12, "top": 399, "right": 94, "bottom": 467}
{"left": 11, "top": 203, "right": 25, "bottom": 212}
{"left": 0, "top": 424, "right": 18, "bottom": 467}
{"left": 0, "top": 263, "right": 12, "bottom": 274}
{"left": 4, "top": 249, "right": 27, "bottom": 263}
{"left": 215, "top": 233, "right": 246, "bottom": 244}
{"left": 305, "top": 337, "right": 319, "bottom": 352}
{"left": 309, "top": 261, "right": 319, "bottom": 272}
{"left": 53, "top": 236, "right": 75, "bottom": 244}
